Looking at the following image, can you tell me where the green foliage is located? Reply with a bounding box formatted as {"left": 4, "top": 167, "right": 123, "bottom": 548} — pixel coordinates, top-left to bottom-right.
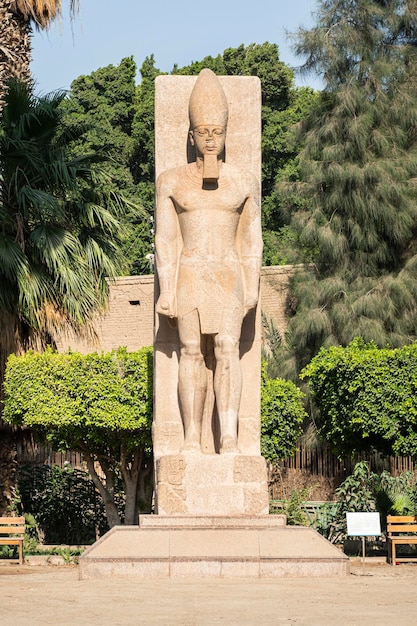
{"left": 260, "top": 362, "right": 307, "bottom": 462}
{"left": 56, "top": 44, "right": 317, "bottom": 272}
{"left": 4, "top": 347, "right": 153, "bottom": 450}
{"left": 0, "top": 78, "right": 134, "bottom": 361}
{"left": 314, "top": 461, "right": 377, "bottom": 543}
{"left": 371, "top": 470, "right": 417, "bottom": 519}
{"left": 300, "top": 338, "right": 417, "bottom": 459}
{"left": 61, "top": 57, "right": 150, "bottom": 276}
{"left": 314, "top": 461, "right": 417, "bottom": 543}
{"left": 62, "top": 57, "right": 138, "bottom": 191}
{"left": 4, "top": 347, "right": 153, "bottom": 527}
{"left": 132, "top": 56, "right": 160, "bottom": 183}
{"left": 0, "top": 545, "right": 16, "bottom": 560}
{"left": 270, "top": 489, "right": 311, "bottom": 526}
{"left": 17, "top": 465, "right": 109, "bottom": 544}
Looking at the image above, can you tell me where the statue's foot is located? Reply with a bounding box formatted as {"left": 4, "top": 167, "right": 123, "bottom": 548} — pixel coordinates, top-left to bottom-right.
{"left": 220, "top": 437, "right": 240, "bottom": 454}
{"left": 180, "top": 440, "right": 201, "bottom": 454}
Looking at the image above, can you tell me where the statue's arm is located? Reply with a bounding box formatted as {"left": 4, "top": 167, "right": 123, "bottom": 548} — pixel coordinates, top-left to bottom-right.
{"left": 155, "top": 172, "right": 178, "bottom": 318}
{"left": 239, "top": 175, "right": 263, "bottom": 315}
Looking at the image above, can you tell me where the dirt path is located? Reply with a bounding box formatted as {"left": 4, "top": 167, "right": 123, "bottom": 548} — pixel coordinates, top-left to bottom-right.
{"left": 1, "top": 560, "right": 416, "bottom": 625}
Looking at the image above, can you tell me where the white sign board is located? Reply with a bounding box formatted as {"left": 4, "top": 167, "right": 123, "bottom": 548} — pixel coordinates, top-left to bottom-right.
{"left": 346, "top": 512, "right": 381, "bottom": 537}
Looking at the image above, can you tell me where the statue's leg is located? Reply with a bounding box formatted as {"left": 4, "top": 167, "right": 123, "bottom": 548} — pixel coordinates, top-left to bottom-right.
{"left": 177, "top": 310, "right": 207, "bottom": 452}
{"left": 213, "top": 332, "right": 242, "bottom": 454}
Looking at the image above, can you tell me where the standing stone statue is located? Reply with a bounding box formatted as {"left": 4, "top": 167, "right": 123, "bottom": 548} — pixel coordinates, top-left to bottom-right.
{"left": 155, "top": 69, "right": 263, "bottom": 455}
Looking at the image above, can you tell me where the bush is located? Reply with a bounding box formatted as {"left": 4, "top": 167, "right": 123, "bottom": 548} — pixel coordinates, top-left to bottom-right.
{"left": 300, "top": 338, "right": 417, "bottom": 458}
{"left": 17, "top": 464, "right": 111, "bottom": 544}
{"left": 261, "top": 364, "right": 307, "bottom": 463}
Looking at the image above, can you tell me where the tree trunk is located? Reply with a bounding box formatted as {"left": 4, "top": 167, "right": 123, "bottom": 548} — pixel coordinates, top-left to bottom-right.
{"left": 137, "top": 458, "right": 153, "bottom": 514}
{"left": 123, "top": 474, "right": 139, "bottom": 525}
{"left": 0, "top": 0, "right": 31, "bottom": 107}
{"left": 0, "top": 426, "right": 17, "bottom": 515}
{"left": 0, "top": 0, "right": 31, "bottom": 509}
{"left": 120, "top": 446, "right": 154, "bottom": 523}
{"left": 120, "top": 445, "right": 140, "bottom": 525}
{"left": 83, "top": 452, "right": 121, "bottom": 528}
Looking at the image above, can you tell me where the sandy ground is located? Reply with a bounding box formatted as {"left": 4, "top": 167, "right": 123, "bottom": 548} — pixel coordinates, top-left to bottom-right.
{"left": 1, "top": 559, "right": 417, "bottom": 626}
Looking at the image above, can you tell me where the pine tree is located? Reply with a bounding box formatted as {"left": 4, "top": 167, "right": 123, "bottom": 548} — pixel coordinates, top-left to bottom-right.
{"left": 280, "top": 0, "right": 417, "bottom": 376}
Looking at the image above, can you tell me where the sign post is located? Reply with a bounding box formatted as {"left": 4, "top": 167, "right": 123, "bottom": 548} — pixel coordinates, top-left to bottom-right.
{"left": 346, "top": 512, "right": 381, "bottom": 574}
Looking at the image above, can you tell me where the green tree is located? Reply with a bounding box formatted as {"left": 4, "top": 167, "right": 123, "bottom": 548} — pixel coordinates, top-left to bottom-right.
{"left": 0, "top": 79, "right": 132, "bottom": 512}
{"left": 61, "top": 57, "right": 151, "bottom": 275}
{"left": 60, "top": 44, "right": 315, "bottom": 272}
{"left": 300, "top": 338, "right": 417, "bottom": 459}
{"left": 62, "top": 57, "right": 138, "bottom": 197}
{"left": 3, "top": 347, "right": 153, "bottom": 527}
{"left": 279, "top": 0, "right": 417, "bottom": 377}
{"left": 127, "top": 55, "right": 162, "bottom": 274}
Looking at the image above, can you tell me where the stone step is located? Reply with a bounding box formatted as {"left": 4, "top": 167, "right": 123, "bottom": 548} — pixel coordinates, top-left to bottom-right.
{"left": 79, "top": 523, "right": 349, "bottom": 579}
{"left": 138, "top": 514, "right": 286, "bottom": 529}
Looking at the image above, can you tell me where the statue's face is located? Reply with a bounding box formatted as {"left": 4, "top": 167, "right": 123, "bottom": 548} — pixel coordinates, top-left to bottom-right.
{"left": 189, "top": 125, "right": 226, "bottom": 157}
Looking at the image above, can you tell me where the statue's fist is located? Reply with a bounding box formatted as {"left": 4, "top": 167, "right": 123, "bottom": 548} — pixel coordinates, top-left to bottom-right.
{"left": 156, "top": 292, "right": 177, "bottom": 318}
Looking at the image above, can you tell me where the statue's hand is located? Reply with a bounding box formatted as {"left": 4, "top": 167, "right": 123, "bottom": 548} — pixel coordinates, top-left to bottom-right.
{"left": 156, "top": 292, "right": 177, "bottom": 318}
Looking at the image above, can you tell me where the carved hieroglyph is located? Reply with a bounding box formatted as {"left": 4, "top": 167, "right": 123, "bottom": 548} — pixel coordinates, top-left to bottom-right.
{"left": 154, "top": 70, "right": 263, "bottom": 457}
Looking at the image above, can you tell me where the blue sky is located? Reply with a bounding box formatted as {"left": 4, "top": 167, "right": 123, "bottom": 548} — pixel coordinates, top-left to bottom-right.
{"left": 31, "top": 0, "right": 322, "bottom": 94}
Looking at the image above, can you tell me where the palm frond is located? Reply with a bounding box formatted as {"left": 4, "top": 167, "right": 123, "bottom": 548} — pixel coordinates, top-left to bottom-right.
{"left": 12, "top": 0, "right": 79, "bottom": 29}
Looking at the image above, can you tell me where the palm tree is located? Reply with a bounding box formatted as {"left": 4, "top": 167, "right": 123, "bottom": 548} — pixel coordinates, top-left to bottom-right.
{"left": 0, "top": 0, "right": 78, "bottom": 107}
{"left": 0, "top": 78, "right": 136, "bottom": 512}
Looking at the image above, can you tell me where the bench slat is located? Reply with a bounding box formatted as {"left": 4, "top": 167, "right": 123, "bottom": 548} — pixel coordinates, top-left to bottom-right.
{"left": 388, "top": 525, "right": 417, "bottom": 534}
{"left": 387, "top": 515, "right": 417, "bottom": 523}
{"left": 0, "top": 517, "right": 25, "bottom": 524}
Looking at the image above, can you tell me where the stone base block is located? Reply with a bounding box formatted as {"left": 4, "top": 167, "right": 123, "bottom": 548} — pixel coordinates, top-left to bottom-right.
{"left": 155, "top": 454, "right": 269, "bottom": 515}
{"left": 78, "top": 520, "right": 350, "bottom": 580}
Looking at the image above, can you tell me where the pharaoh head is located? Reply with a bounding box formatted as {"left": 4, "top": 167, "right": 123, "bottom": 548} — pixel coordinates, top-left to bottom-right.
{"left": 188, "top": 69, "right": 228, "bottom": 179}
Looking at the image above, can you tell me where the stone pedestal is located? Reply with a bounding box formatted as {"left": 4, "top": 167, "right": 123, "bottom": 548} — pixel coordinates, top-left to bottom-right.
{"left": 79, "top": 515, "right": 350, "bottom": 579}
{"left": 155, "top": 454, "right": 269, "bottom": 515}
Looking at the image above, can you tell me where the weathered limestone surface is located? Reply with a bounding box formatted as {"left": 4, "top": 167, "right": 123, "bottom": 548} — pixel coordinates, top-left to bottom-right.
{"left": 153, "top": 72, "right": 262, "bottom": 450}
{"left": 155, "top": 455, "right": 269, "bottom": 515}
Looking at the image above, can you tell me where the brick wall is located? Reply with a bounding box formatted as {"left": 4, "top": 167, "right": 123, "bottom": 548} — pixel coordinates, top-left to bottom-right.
{"left": 55, "top": 275, "right": 155, "bottom": 353}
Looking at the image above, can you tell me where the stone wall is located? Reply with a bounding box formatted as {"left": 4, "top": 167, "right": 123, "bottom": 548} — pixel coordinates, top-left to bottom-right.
{"left": 55, "top": 266, "right": 295, "bottom": 354}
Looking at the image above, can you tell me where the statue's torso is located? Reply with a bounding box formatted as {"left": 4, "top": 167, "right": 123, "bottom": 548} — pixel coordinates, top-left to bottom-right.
{"left": 160, "top": 163, "right": 253, "bottom": 333}
{"left": 169, "top": 163, "right": 250, "bottom": 259}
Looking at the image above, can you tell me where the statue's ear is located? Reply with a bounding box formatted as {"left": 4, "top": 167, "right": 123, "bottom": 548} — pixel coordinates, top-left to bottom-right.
{"left": 188, "top": 130, "right": 195, "bottom": 147}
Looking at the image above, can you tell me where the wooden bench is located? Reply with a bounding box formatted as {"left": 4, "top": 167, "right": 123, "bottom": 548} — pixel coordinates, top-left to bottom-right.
{"left": 387, "top": 515, "right": 417, "bottom": 565}
{"left": 0, "top": 516, "right": 25, "bottom": 565}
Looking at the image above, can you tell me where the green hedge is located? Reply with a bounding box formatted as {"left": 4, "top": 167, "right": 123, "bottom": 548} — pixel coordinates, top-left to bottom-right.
{"left": 301, "top": 337, "right": 417, "bottom": 458}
